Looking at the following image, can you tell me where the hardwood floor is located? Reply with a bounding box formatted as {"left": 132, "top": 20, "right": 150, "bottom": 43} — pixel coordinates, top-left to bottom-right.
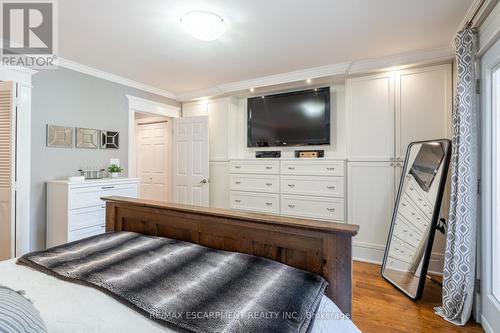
{"left": 352, "top": 261, "right": 484, "bottom": 333}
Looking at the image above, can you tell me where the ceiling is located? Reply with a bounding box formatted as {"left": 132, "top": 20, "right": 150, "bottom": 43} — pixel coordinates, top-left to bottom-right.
{"left": 58, "top": 0, "right": 474, "bottom": 97}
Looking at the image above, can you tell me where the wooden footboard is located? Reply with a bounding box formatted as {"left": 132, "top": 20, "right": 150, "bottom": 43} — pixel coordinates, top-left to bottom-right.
{"left": 103, "top": 196, "right": 359, "bottom": 316}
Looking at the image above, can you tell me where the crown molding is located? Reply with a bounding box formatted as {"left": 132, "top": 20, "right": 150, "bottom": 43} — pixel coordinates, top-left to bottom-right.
{"left": 126, "top": 94, "right": 180, "bottom": 117}
{"left": 57, "top": 58, "right": 177, "bottom": 100}
{"left": 178, "top": 47, "right": 455, "bottom": 102}
{"left": 347, "top": 47, "right": 454, "bottom": 74}
{"left": 216, "top": 62, "right": 350, "bottom": 94}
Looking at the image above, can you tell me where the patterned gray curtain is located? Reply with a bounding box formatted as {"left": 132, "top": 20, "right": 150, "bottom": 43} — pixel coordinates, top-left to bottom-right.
{"left": 435, "top": 27, "right": 478, "bottom": 326}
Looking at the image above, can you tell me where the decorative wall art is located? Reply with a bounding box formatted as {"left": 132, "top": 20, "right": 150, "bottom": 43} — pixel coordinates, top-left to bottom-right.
{"left": 46, "top": 125, "right": 73, "bottom": 148}
{"left": 76, "top": 128, "right": 99, "bottom": 149}
{"left": 101, "top": 131, "right": 119, "bottom": 149}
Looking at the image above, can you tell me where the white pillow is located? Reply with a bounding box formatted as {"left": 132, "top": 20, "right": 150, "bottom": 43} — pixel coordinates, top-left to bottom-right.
{"left": 0, "top": 286, "right": 47, "bottom": 333}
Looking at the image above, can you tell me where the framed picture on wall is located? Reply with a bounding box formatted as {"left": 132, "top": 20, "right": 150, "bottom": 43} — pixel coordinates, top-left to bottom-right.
{"left": 76, "top": 128, "right": 99, "bottom": 149}
{"left": 46, "top": 125, "right": 73, "bottom": 148}
{"left": 101, "top": 131, "right": 119, "bottom": 149}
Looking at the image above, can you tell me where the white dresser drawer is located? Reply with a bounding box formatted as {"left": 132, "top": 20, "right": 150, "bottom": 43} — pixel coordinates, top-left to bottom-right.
{"left": 229, "top": 160, "right": 279, "bottom": 174}
{"left": 68, "top": 224, "right": 106, "bottom": 242}
{"left": 230, "top": 191, "right": 279, "bottom": 214}
{"left": 280, "top": 160, "right": 345, "bottom": 176}
{"left": 70, "top": 183, "right": 138, "bottom": 209}
{"left": 230, "top": 174, "right": 279, "bottom": 193}
{"left": 281, "top": 176, "right": 344, "bottom": 197}
{"left": 281, "top": 195, "right": 344, "bottom": 221}
{"left": 69, "top": 205, "right": 106, "bottom": 231}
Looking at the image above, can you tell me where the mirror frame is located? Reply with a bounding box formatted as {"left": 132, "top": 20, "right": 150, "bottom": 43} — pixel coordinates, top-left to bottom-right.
{"left": 381, "top": 138, "right": 452, "bottom": 300}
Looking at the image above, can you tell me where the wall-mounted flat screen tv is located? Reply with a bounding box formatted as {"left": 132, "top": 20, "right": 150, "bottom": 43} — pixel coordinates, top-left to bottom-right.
{"left": 247, "top": 87, "right": 330, "bottom": 147}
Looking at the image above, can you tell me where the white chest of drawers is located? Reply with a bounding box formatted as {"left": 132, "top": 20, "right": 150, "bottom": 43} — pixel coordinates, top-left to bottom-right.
{"left": 229, "top": 159, "right": 346, "bottom": 222}
{"left": 46, "top": 178, "right": 139, "bottom": 248}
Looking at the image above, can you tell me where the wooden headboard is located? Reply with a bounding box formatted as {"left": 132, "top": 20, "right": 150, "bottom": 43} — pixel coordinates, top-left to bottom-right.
{"left": 103, "top": 196, "right": 359, "bottom": 315}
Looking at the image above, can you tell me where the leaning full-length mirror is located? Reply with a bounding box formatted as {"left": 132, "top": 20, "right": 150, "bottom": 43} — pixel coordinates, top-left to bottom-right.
{"left": 382, "top": 139, "right": 452, "bottom": 300}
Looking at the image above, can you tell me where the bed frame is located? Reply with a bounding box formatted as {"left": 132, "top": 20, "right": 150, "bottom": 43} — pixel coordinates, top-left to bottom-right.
{"left": 103, "top": 196, "right": 359, "bottom": 315}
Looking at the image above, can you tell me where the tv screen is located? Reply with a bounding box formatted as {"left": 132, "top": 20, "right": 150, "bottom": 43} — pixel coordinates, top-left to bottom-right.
{"left": 247, "top": 87, "right": 330, "bottom": 147}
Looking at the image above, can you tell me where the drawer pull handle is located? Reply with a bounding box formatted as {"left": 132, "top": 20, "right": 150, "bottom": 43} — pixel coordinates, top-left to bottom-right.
{"left": 235, "top": 199, "right": 241, "bottom": 203}
{"left": 265, "top": 202, "right": 273, "bottom": 206}
{"left": 265, "top": 166, "right": 273, "bottom": 170}
{"left": 326, "top": 167, "right": 335, "bottom": 171}
{"left": 265, "top": 183, "right": 273, "bottom": 186}
{"left": 235, "top": 181, "right": 241, "bottom": 185}
{"left": 234, "top": 166, "right": 241, "bottom": 169}
{"left": 288, "top": 167, "right": 296, "bottom": 170}
{"left": 100, "top": 205, "right": 106, "bottom": 209}
{"left": 288, "top": 204, "right": 295, "bottom": 208}
{"left": 327, "top": 185, "right": 336, "bottom": 190}
{"left": 327, "top": 208, "right": 336, "bottom": 212}
{"left": 288, "top": 184, "right": 295, "bottom": 188}
{"left": 101, "top": 186, "right": 115, "bottom": 190}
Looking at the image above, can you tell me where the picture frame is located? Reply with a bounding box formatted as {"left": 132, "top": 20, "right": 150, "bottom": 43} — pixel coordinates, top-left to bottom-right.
{"left": 46, "top": 125, "right": 73, "bottom": 148}
{"left": 76, "top": 128, "right": 99, "bottom": 149}
{"left": 101, "top": 131, "right": 119, "bottom": 149}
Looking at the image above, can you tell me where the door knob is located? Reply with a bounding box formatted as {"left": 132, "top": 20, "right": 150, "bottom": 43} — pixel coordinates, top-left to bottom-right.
{"left": 200, "top": 179, "right": 208, "bottom": 184}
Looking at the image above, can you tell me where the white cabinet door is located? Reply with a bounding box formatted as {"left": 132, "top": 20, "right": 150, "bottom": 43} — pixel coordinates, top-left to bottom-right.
{"left": 208, "top": 100, "right": 231, "bottom": 161}
{"left": 347, "top": 162, "right": 395, "bottom": 262}
{"left": 209, "top": 162, "right": 229, "bottom": 209}
{"left": 395, "top": 64, "right": 452, "bottom": 160}
{"left": 173, "top": 117, "right": 209, "bottom": 207}
{"left": 0, "top": 82, "right": 14, "bottom": 260}
{"left": 346, "top": 73, "right": 395, "bottom": 161}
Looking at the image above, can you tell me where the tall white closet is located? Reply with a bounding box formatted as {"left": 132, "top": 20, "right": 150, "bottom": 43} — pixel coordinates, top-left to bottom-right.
{"left": 346, "top": 64, "right": 452, "bottom": 263}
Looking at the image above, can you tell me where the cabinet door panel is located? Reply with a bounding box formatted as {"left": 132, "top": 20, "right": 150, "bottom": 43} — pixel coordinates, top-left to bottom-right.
{"left": 208, "top": 100, "right": 230, "bottom": 161}
{"left": 396, "top": 64, "right": 452, "bottom": 159}
{"left": 346, "top": 74, "right": 395, "bottom": 161}
{"left": 347, "top": 162, "right": 395, "bottom": 261}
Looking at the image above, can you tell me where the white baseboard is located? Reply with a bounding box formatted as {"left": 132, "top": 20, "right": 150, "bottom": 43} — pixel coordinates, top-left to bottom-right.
{"left": 353, "top": 241, "right": 444, "bottom": 275}
{"left": 481, "top": 315, "right": 494, "bottom": 333}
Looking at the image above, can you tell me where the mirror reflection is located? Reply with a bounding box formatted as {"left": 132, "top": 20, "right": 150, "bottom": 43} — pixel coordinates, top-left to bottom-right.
{"left": 382, "top": 139, "right": 451, "bottom": 300}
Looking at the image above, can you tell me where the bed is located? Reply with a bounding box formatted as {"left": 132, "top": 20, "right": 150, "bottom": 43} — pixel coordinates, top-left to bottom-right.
{"left": 1, "top": 197, "right": 360, "bottom": 333}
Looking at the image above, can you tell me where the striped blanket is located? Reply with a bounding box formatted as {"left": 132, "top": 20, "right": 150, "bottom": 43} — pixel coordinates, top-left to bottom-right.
{"left": 17, "top": 232, "right": 327, "bottom": 333}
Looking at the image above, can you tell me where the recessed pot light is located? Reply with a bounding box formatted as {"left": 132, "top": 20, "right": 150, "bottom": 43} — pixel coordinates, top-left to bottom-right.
{"left": 180, "top": 10, "right": 225, "bottom": 41}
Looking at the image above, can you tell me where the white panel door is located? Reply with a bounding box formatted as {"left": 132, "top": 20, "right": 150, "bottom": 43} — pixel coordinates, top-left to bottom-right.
{"left": 347, "top": 162, "right": 395, "bottom": 262}
{"left": 395, "top": 64, "right": 452, "bottom": 160}
{"left": 137, "top": 121, "right": 170, "bottom": 202}
{"left": 481, "top": 37, "right": 500, "bottom": 332}
{"left": 173, "top": 116, "right": 209, "bottom": 207}
{"left": 346, "top": 73, "right": 395, "bottom": 161}
{"left": 0, "top": 82, "right": 14, "bottom": 261}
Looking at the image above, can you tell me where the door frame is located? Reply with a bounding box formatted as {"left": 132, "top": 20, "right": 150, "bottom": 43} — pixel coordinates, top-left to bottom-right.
{"left": 480, "top": 35, "right": 500, "bottom": 333}
{"left": 0, "top": 65, "right": 34, "bottom": 257}
{"left": 126, "top": 95, "right": 180, "bottom": 179}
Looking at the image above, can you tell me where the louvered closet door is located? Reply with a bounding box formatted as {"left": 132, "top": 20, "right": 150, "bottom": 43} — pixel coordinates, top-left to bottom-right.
{"left": 0, "top": 82, "right": 14, "bottom": 260}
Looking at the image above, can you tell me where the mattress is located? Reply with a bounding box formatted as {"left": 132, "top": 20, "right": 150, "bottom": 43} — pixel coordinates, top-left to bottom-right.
{"left": 0, "top": 259, "right": 360, "bottom": 333}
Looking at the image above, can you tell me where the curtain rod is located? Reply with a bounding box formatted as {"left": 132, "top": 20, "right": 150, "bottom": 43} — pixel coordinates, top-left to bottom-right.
{"left": 465, "top": 0, "right": 486, "bottom": 28}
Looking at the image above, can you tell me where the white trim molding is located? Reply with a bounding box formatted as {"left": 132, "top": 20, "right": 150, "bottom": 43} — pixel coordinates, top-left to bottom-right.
{"left": 127, "top": 95, "right": 180, "bottom": 179}
{"left": 58, "top": 58, "right": 177, "bottom": 100}
{"left": 178, "top": 47, "right": 455, "bottom": 101}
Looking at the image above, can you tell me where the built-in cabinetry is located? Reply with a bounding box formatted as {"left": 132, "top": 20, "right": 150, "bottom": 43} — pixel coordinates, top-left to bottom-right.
{"left": 346, "top": 64, "right": 452, "bottom": 262}
{"left": 229, "top": 159, "right": 345, "bottom": 222}
{"left": 182, "top": 98, "right": 238, "bottom": 209}
{"left": 46, "top": 178, "right": 139, "bottom": 247}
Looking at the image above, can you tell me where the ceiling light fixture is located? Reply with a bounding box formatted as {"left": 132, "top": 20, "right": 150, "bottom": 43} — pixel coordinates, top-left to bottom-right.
{"left": 306, "top": 79, "right": 312, "bottom": 84}
{"left": 180, "top": 10, "right": 225, "bottom": 41}
{"left": 250, "top": 88, "right": 255, "bottom": 93}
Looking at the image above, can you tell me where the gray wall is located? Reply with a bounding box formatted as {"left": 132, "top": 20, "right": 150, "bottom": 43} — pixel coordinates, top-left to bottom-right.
{"left": 31, "top": 67, "right": 179, "bottom": 250}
